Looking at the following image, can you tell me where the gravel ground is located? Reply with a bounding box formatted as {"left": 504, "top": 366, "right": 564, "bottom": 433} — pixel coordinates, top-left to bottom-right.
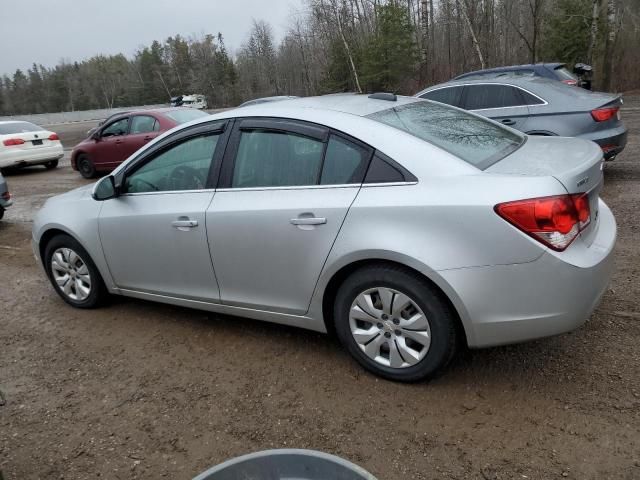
{"left": 0, "top": 101, "right": 639, "bottom": 480}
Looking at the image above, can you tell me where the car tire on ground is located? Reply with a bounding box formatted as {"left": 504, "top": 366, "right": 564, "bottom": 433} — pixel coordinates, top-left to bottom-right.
{"left": 334, "top": 264, "right": 458, "bottom": 382}
{"left": 44, "top": 160, "right": 59, "bottom": 170}
{"left": 44, "top": 234, "right": 108, "bottom": 308}
{"left": 0, "top": 207, "right": 4, "bottom": 220}
{"left": 77, "top": 154, "right": 96, "bottom": 179}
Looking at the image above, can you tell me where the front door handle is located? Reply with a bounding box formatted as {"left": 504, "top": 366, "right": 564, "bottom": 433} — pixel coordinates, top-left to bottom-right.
{"left": 290, "top": 217, "right": 327, "bottom": 226}
{"left": 171, "top": 218, "right": 198, "bottom": 231}
{"left": 501, "top": 119, "right": 516, "bottom": 126}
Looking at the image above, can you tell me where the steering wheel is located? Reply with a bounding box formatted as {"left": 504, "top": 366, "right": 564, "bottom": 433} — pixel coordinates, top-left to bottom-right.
{"left": 168, "top": 165, "right": 205, "bottom": 191}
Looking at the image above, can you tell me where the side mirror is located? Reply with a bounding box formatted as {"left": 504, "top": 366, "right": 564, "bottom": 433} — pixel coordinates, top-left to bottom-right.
{"left": 92, "top": 175, "right": 118, "bottom": 201}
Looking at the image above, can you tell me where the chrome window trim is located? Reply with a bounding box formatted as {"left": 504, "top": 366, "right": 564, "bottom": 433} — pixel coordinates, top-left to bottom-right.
{"left": 423, "top": 83, "right": 548, "bottom": 110}
{"left": 120, "top": 189, "right": 216, "bottom": 197}
{"left": 115, "top": 181, "right": 419, "bottom": 196}
{"left": 216, "top": 183, "right": 362, "bottom": 193}
{"left": 361, "top": 181, "right": 418, "bottom": 188}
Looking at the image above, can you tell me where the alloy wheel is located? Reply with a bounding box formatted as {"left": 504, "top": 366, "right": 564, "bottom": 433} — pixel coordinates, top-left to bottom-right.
{"left": 349, "top": 287, "right": 431, "bottom": 369}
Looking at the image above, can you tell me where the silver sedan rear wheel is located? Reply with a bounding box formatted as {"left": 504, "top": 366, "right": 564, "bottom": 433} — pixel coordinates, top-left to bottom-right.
{"left": 349, "top": 287, "right": 431, "bottom": 369}
{"left": 50, "top": 247, "right": 92, "bottom": 301}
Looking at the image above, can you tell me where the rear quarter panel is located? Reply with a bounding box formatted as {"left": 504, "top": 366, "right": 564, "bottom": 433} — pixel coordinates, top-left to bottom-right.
{"left": 310, "top": 174, "right": 567, "bottom": 337}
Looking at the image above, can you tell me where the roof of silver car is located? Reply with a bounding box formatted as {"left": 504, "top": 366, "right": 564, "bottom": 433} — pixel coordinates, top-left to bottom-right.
{"left": 235, "top": 93, "right": 424, "bottom": 117}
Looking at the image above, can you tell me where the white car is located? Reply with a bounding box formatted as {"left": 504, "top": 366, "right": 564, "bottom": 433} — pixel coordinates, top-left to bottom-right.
{"left": 0, "top": 121, "right": 64, "bottom": 171}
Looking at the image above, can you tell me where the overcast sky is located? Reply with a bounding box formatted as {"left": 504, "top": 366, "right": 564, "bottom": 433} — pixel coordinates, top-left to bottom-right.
{"left": 0, "top": 0, "right": 306, "bottom": 77}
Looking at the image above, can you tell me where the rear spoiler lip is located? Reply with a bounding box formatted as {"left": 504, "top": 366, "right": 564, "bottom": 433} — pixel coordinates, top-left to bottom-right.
{"left": 597, "top": 94, "right": 623, "bottom": 109}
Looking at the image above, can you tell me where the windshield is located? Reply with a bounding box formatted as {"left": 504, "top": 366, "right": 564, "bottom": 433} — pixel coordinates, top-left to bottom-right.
{"left": 163, "top": 109, "right": 209, "bottom": 124}
{"left": 0, "top": 121, "right": 43, "bottom": 135}
{"left": 367, "top": 101, "right": 524, "bottom": 170}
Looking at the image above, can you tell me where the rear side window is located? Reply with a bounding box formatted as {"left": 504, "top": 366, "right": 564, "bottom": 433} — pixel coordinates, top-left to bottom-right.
{"left": 320, "top": 135, "right": 370, "bottom": 185}
{"left": 364, "top": 154, "right": 407, "bottom": 183}
{"left": 367, "top": 101, "right": 524, "bottom": 170}
{"left": 519, "top": 89, "right": 545, "bottom": 105}
{"left": 419, "top": 87, "right": 462, "bottom": 107}
{"left": 232, "top": 131, "right": 324, "bottom": 188}
{"left": 464, "top": 85, "right": 525, "bottom": 110}
{"left": 130, "top": 115, "right": 159, "bottom": 134}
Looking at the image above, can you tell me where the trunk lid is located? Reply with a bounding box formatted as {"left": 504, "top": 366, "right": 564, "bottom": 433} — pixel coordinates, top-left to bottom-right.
{"left": 1, "top": 130, "right": 55, "bottom": 150}
{"left": 487, "top": 135, "right": 604, "bottom": 245}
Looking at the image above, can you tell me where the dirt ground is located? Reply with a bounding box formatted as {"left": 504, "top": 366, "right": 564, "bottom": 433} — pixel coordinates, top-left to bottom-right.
{"left": 1, "top": 102, "right": 639, "bottom": 480}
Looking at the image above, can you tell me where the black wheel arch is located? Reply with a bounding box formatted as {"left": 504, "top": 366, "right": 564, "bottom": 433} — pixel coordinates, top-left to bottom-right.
{"left": 321, "top": 258, "right": 467, "bottom": 347}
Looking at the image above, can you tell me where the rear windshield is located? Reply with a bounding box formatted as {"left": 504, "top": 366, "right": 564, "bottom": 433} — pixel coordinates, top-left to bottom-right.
{"left": 367, "top": 101, "right": 524, "bottom": 169}
{"left": 163, "top": 109, "right": 209, "bottom": 124}
{"left": 0, "top": 121, "right": 42, "bottom": 135}
{"left": 554, "top": 66, "right": 578, "bottom": 81}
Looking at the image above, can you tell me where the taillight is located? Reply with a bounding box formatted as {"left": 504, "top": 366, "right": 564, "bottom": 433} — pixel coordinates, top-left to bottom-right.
{"left": 591, "top": 107, "right": 619, "bottom": 122}
{"left": 495, "top": 194, "right": 591, "bottom": 251}
{"left": 48, "top": 133, "right": 60, "bottom": 141}
{"left": 1, "top": 191, "right": 10, "bottom": 201}
{"left": 2, "top": 138, "right": 25, "bottom": 146}
{"left": 562, "top": 79, "right": 578, "bottom": 86}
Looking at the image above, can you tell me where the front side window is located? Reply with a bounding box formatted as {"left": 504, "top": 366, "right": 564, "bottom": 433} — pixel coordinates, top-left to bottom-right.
{"left": 101, "top": 118, "right": 129, "bottom": 137}
{"left": 419, "top": 87, "right": 462, "bottom": 107}
{"left": 367, "top": 101, "right": 524, "bottom": 170}
{"left": 130, "top": 115, "right": 159, "bottom": 134}
{"left": 124, "top": 134, "right": 219, "bottom": 193}
{"left": 463, "top": 85, "right": 525, "bottom": 110}
{"left": 232, "top": 130, "right": 324, "bottom": 188}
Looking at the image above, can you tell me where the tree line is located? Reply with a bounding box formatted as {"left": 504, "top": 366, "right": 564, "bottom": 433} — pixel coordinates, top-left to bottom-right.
{"left": 1, "top": 0, "right": 638, "bottom": 116}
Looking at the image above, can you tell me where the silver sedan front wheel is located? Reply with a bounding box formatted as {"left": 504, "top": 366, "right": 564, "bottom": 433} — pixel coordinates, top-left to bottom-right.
{"left": 50, "top": 247, "right": 92, "bottom": 301}
{"left": 349, "top": 287, "right": 431, "bottom": 369}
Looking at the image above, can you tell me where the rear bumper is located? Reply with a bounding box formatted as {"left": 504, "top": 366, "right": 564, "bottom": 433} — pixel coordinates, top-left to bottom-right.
{"left": 0, "top": 145, "right": 64, "bottom": 168}
{"left": 441, "top": 199, "right": 616, "bottom": 348}
{"left": 578, "top": 126, "right": 628, "bottom": 160}
{"left": 0, "top": 198, "right": 12, "bottom": 208}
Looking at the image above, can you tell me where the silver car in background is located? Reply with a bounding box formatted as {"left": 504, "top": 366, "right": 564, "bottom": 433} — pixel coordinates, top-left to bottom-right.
{"left": 32, "top": 94, "right": 616, "bottom": 382}
{"left": 415, "top": 76, "right": 627, "bottom": 160}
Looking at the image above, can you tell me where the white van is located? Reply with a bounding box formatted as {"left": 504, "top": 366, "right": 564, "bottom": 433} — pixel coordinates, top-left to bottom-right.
{"left": 180, "top": 94, "right": 208, "bottom": 110}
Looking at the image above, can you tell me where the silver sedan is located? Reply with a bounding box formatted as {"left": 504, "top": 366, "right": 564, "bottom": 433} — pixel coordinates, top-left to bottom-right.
{"left": 32, "top": 94, "right": 616, "bottom": 382}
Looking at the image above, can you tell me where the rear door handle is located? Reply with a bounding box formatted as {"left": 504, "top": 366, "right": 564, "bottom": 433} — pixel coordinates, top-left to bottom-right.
{"left": 290, "top": 217, "right": 327, "bottom": 226}
{"left": 501, "top": 119, "right": 516, "bottom": 126}
{"left": 143, "top": 136, "right": 153, "bottom": 142}
{"left": 171, "top": 219, "right": 198, "bottom": 230}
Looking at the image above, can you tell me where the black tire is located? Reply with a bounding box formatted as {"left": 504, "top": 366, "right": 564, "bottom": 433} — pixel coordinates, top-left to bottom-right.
{"left": 334, "top": 264, "right": 458, "bottom": 382}
{"left": 0, "top": 207, "right": 4, "bottom": 220}
{"left": 44, "top": 234, "right": 108, "bottom": 308}
{"left": 44, "top": 159, "right": 58, "bottom": 170}
{"left": 77, "top": 154, "right": 96, "bottom": 179}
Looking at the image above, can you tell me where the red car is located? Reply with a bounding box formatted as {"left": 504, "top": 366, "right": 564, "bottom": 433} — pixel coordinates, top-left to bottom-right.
{"left": 71, "top": 108, "right": 209, "bottom": 178}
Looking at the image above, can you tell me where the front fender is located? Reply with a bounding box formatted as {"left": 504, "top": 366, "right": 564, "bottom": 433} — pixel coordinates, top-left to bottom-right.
{"left": 32, "top": 194, "right": 116, "bottom": 291}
